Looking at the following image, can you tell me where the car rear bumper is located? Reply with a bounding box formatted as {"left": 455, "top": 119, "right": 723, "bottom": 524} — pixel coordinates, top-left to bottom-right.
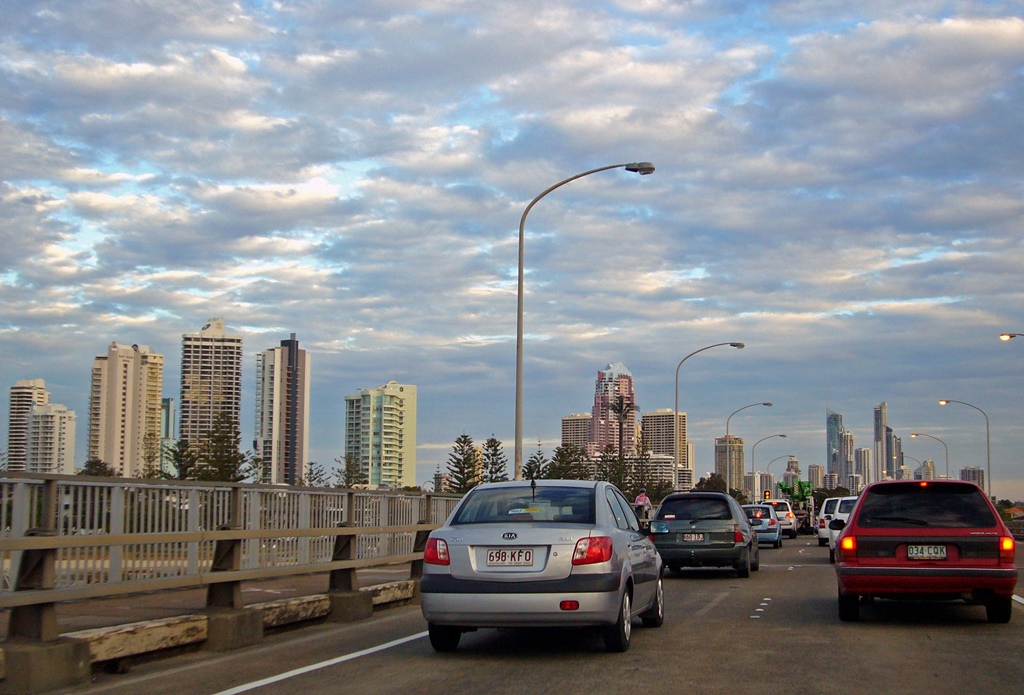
{"left": 421, "top": 589, "right": 622, "bottom": 627}
{"left": 836, "top": 565, "right": 1018, "bottom": 596}
{"left": 657, "top": 546, "right": 746, "bottom": 567}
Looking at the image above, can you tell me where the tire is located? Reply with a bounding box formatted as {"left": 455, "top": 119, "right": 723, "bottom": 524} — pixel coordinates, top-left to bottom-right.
{"left": 818, "top": 538, "right": 828, "bottom": 547}
{"left": 829, "top": 547, "right": 835, "bottom": 564}
{"left": 775, "top": 537, "right": 783, "bottom": 549}
{"left": 752, "top": 546, "right": 761, "bottom": 572}
{"left": 735, "top": 548, "right": 751, "bottom": 578}
{"left": 986, "top": 595, "right": 1013, "bottom": 624}
{"left": 603, "top": 589, "right": 632, "bottom": 652}
{"left": 428, "top": 623, "right": 462, "bottom": 652}
{"left": 789, "top": 530, "right": 798, "bottom": 539}
{"left": 640, "top": 575, "right": 665, "bottom": 628}
{"left": 838, "top": 591, "right": 859, "bottom": 622}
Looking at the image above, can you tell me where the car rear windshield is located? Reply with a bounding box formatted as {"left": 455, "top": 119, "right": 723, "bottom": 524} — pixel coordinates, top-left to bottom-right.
{"left": 767, "top": 501, "right": 791, "bottom": 512}
{"left": 856, "top": 483, "right": 996, "bottom": 529}
{"left": 452, "top": 486, "right": 596, "bottom": 525}
{"left": 838, "top": 498, "right": 857, "bottom": 513}
{"left": 744, "top": 506, "right": 771, "bottom": 519}
{"left": 658, "top": 497, "right": 731, "bottom": 521}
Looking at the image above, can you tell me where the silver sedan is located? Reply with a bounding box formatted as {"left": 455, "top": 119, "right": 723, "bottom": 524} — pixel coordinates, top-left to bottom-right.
{"left": 420, "top": 479, "right": 664, "bottom": 652}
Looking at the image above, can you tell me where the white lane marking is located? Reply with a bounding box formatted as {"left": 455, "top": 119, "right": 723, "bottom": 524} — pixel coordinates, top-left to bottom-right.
{"left": 1013, "top": 595, "right": 1024, "bottom": 605}
{"left": 212, "top": 631, "right": 428, "bottom": 695}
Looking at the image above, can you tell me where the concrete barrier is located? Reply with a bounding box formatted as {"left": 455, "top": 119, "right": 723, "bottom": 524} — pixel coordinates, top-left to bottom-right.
{"left": 0, "top": 579, "right": 419, "bottom": 687}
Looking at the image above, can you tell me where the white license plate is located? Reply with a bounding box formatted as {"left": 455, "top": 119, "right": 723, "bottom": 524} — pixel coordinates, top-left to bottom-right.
{"left": 682, "top": 533, "right": 704, "bottom": 542}
{"left": 486, "top": 548, "right": 534, "bottom": 566}
{"left": 907, "top": 544, "right": 947, "bottom": 560}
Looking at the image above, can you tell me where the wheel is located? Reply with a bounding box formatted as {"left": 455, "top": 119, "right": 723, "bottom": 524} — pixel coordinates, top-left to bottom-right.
{"left": 829, "top": 547, "right": 835, "bottom": 564}
{"left": 818, "top": 538, "right": 828, "bottom": 547}
{"left": 603, "top": 589, "right": 632, "bottom": 652}
{"left": 775, "top": 537, "right": 783, "bottom": 549}
{"left": 640, "top": 575, "right": 664, "bottom": 627}
{"left": 735, "top": 548, "right": 751, "bottom": 578}
{"left": 752, "top": 545, "right": 761, "bottom": 572}
{"left": 789, "top": 530, "right": 798, "bottom": 539}
{"left": 428, "top": 623, "right": 462, "bottom": 652}
{"left": 838, "top": 591, "right": 859, "bottom": 621}
{"left": 986, "top": 595, "right": 1013, "bottom": 623}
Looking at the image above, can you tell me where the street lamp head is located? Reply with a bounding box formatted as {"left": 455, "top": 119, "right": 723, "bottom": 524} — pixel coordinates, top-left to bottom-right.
{"left": 762, "top": 402, "right": 773, "bottom": 407}
{"left": 939, "top": 399, "right": 949, "bottom": 406}
{"left": 1000, "top": 333, "right": 1020, "bottom": 341}
{"left": 911, "top": 433, "right": 919, "bottom": 438}
{"left": 779, "top": 434, "right": 787, "bottom": 438}
{"left": 624, "top": 162, "right": 656, "bottom": 175}
{"left": 729, "top": 342, "right": 745, "bottom": 349}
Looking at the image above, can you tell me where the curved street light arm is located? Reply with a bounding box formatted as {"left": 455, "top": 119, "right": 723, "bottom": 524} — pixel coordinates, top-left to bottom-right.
{"left": 724, "top": 401, "right": 773, "bottom": 496}
{"left": 938, "top": 399, "right": 991, "bottom": 498}
{"left": 910, "top": 432, "right": 950, "bottom": 479}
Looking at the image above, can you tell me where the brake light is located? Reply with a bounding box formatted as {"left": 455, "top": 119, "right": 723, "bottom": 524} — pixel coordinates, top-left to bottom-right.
{"left": 786, "top": 512, "right": 794, "bottom": 519}
{"left": 840, "top": 535, "right": 857, "bottom": 558}
{"left": 818, "top": 519, "right": 825, "bottom": 529}
{"left": 734, "top": 524, "right": 744, "bottom": 543}
{"left": 424, "top": 537, "right": 450, "bottom": 565}
{"left": 1000, "top": 536, "right": 1015, "bottom": 562}
{"left": 768, "top": 519, "right": 777, "bottom": 527}
{"left": 572, "top": 536, "right": 614, "bottom": 565}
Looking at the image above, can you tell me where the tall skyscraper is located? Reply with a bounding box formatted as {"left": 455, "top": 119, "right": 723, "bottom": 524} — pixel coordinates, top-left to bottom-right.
{"left": 8, "top": 379, "right": 50, "bottom": 471}
{"left": 89, "top": 342, "right": 164, "bottom": 476}
{"left": 807, "top": 463, "right": 824, "bottom": 489}
{"left": 854, "top": 447, "right": 872, "bottom": 485}
{"left": 960, "top": 466, "right": 985, "bottom": 489}
{"left": 345, "top": 381, "right": 417, "bottom": 489}
{"left": 254, "top": 334, "right": 311, "bottom": 485}
{"left": 839, "top": 431, "right": 855, "bottom": 480}
{"left": 641, "top": 408, "right": 688, "bottom": 486}
{"left": 714, "top": 435, "right": 744, "bottom": 491}
{"left": 873, "top": 401, "right": 889, "bottom": 483}
{"left": 179, "top": 318, "right": 243, "bottom": 448}
{"left": 25, "top": 403, "right": 76, "bottom": 474}
{"left": 560, "top": 413, "right": 592, "bottom": 449}
{"left": 826, "top": 408, "right": 844, "bottom": 474}
{"left": 588, "top": 362, "right": 637, "bottom": 457}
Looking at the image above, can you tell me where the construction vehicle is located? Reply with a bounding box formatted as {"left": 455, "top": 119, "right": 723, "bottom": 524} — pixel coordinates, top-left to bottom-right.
{"left": 777, "top": 480, "right": 816, "bottom": 534}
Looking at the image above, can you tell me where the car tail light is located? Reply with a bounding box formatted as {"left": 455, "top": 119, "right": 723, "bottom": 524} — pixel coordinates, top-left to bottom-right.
{"left": 839, "top": 535, "right": 856, "bottom": 559}
{"left": 572, "top": 536, "right": 613, "bottom": 565}
{"left": 1000, "top": 536, "right": 1015, "bottom": 562}
{"left": 818, "top": 519, "right": 825, "bottom": 529}
{"left": 768, "top": 519, "right": 777, "bottom": 527}
{"left": 424, "top": 537, "right": 450, "bottom": 565}
{"left": 786, "top": 512, "right": 795, "bottom": 519}
{"left": 733, "top": 524, "right": 744, "bottom": 543}
{"left": 560, "top": 600, "right": 580, "bottom": 611}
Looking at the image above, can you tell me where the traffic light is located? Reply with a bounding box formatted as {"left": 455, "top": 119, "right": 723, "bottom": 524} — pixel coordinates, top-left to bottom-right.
{"left": 763, "top": 490, "right": 771, "bottom": 500}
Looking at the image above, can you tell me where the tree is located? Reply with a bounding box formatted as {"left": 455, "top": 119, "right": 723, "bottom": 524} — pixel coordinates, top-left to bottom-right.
{"left": 447, "top": 434, "right": 479, "bottom": 493}
{"left": 300, "top": 461, "right": 332, "bottom": 487}
{"left": 78, "top": 458, "right": 117, "bottom": 477}
{"left": 545, "top": 444, "right": 590, "bottom": 480}
{"left": 163, "top": 438, "right": 199, "bottom": 480}
{"left": 522, "top": 448, "right": 548, "bottom": 480}
{"left": 609, "top": 395, "right": 636, "bottom": 465}
{"left": 335, "top": 455, "right": 368, "bottom": 488}
{"left": 196, "top": 412, "right": 256, "bottom": 482}
{"left": 629, "top": 434, "right": 654, "bottom": 498}
{"left": 595, "top": 443, "right": 631, "bottom": 491}
{"left": 481, "top": 436, "right": 509, "bottom": 483}
{"left": 140, "top": 432, "right": 162, "bottom": 479}
{"left": 695, "top": 473, "right": 727, "bottom": 492}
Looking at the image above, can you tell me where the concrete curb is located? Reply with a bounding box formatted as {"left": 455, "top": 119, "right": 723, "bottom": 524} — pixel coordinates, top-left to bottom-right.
{"left": 0, "top": 580, "right": 418, "bottom": 678}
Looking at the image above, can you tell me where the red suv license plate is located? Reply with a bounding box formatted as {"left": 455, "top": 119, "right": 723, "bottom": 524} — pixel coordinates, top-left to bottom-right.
{"left": 907, "top": 544, "right": 947, "bottom": 560}
{"left": 486, "top": 548, "right": 533, "bottom": 566}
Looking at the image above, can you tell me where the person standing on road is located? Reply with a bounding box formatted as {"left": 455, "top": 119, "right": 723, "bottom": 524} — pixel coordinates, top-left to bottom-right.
{"left": 634, "top": 488, "right": 652, "bottom": 519}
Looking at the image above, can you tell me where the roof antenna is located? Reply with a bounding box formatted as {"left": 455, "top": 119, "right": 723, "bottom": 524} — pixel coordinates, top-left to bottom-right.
{"left": 531, "top": 478, "right": 537, "bottom": 500}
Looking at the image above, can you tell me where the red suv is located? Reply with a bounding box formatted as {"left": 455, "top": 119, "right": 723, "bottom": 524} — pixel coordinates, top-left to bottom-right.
{"left": 832, "top": 480, "right": 1017, "bottom": 622}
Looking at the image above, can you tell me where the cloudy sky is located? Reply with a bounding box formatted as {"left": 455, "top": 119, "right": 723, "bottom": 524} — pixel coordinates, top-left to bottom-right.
{"left": 2, "top": 1, "right": 1023, "bottom": 496}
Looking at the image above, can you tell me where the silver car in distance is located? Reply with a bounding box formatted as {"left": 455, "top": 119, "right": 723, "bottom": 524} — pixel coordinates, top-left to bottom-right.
{"left": 420, "top": 479, "right": 664, "bottom": 653}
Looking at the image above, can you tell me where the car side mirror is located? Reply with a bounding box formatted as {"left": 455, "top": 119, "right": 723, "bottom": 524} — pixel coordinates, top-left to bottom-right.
{"left": 829, "top": 518, "right": 846, "bottom": 531}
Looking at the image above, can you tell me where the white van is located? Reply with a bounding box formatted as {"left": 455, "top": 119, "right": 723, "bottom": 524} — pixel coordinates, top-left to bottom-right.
{"left": 762, "top": 498, "right": 798, "bottom": 539}
{"left": 817, "top": 497, "right": 840, "bottom": 546}
{"left": 827, "top": 496, "right": 859, "bottom": 563}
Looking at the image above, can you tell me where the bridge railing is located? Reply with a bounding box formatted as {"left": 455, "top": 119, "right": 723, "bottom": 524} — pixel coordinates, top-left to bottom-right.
{"left": 0, "top": 473, "right": 461, "bottom": 641}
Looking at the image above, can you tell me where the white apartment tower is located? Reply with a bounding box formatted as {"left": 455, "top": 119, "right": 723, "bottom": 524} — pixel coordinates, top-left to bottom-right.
{"left": 641, "top": 409, "right": 689, "bottom": 485}
{"left": 345, "top": 382, "right": 417, "bottom": 489}
{"left": 7, "top": 379, "right": 50, "bottom": 471}
{"left": 561, "top": 413, "right": 592, "bottom": 449}
{"left": 179, "top": 318, "right": 243, "bottom": 448}
{"left": 254, "top": 334, "right": 311, "bottom": 485}
{"left": 25, "top": 404, "right": 76, "bottom": 475}
{"left": 89, "top": 342, "right": 164, "bottom": 476}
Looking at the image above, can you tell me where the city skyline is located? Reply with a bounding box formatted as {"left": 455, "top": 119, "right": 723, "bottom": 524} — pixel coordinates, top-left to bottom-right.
{"left": 1, "top": 3, "right": 1022, "bottom": 497}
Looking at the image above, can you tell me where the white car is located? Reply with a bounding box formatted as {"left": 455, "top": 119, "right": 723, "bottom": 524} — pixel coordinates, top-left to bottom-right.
{"left": 762, "top": 499, "right": 798, "bottom": 539}
{"left": 827, "top": 496, "right": 859, "bottom": 563}
{"left": 817, "top": 497, "right": 840, "bottom": 546}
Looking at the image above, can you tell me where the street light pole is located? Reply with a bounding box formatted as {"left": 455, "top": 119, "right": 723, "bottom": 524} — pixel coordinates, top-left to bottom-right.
{"left": 766, "top": 454, "right": 792, "bottom": 498}
{"left": 911, "top": 432, "right": 949, "bottom": 479}
{"left": 724, "top": 402, "right": 773, "bottom": 498}
{"left": 939, "top": 399, "right": 991, "bottom": 498}
{"left": 514, "top": 162, "right": 655, "bottom": 480}
{"left": 673, "top": 342, "right": 745, "bottom": 489}
{"left": 750, "top": 434, "right": 787, "bottom": 499}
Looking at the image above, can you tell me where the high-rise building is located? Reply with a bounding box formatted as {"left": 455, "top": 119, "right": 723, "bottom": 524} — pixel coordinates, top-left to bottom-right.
{"left": 714, "top": 435, "right": 744, "bottom": 491}
{"left": 960, "top": 466, "right": 985, "bottom": 490}
{"left": 179, "top": 318, "right": 243, "bottom": 448}
{"left": 826, "top": 409, "right": 843, "bottom": 474}
{"left": 854, "top": 447, "right": 872, "bottom": 485}
{"left": 588, "top": 363, "right": 637, "bottom": 457}
{"left": 807, "top": 463, "right": 824, "bottom": 489}
{"left": 873, "top": 402, "right": 889, "bottom": 482}
{"left": 561, "top": 413, "right": 592, "bottom": 449}
{"left": 254, "top": 334, "right": 311, "bottom": 485}
{"left": 25, "top": 404, "right": 76, "bottom": 474}
{"left": 641, "top": 409, "right": 688, "bottom": 486}
{"left": 89, "top": 342, "right": 164, "bottom": 477}
{"left": 345, "top": 381, "right": 417, "bottom": 489}
{"left": 7, "top": 379, "right": 50, "bottom": 471}
{"left": 838, "top": 431, "right": 855, "bottom": 480}
{"left": 913, "top": 459, "right": 936, "bottom": 480}
{"left": 160, "top": 398, "right": 176, "bottom": 477}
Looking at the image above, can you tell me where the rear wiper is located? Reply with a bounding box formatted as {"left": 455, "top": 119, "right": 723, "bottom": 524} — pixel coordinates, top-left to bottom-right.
{"left": 868, "top": 515, "right": 929, "bottom": 526}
